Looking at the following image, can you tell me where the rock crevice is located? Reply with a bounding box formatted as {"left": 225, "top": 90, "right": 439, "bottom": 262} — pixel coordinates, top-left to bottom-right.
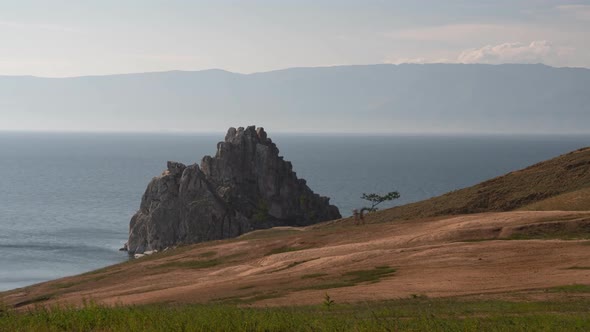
{"left": 127, "top": 126, "right": 341, "bottom": 254}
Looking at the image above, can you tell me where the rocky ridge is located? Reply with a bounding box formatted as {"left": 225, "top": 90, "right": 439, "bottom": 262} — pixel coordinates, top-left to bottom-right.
{"left": 127, "top": 126, "right": 341, "bottom": 254}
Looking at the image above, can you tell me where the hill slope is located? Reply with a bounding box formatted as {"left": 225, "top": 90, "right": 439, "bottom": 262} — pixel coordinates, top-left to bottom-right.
{"left": 370, "top": 147, "right": 590, "bottom": 222}
{"left": 2, "top": 64, "right": 590, "bottom": 133}
{"left": 2, "top": 147, "right": 590, "bottom": 309}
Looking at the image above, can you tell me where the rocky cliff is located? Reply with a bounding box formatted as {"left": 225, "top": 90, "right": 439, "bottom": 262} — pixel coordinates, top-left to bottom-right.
{"left": 127, "top": 126, "right": 341, "bottom": 254}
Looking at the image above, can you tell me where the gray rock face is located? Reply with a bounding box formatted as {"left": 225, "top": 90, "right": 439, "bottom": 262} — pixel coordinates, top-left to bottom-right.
{"left": 127, "top": 126, "right": 341, "bottom": 254}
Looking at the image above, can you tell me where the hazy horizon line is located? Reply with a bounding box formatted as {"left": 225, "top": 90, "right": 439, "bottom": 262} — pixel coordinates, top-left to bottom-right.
{"left": 2, "top": 62, "right": 589, "bottom": 80}
{"left": 1, "top": 129, "right": 589, "bottom": 137}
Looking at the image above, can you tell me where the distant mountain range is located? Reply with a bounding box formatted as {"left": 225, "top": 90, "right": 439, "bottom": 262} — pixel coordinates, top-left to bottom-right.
{"left": 1, "top": 64, "right": 589, "bottom": 134}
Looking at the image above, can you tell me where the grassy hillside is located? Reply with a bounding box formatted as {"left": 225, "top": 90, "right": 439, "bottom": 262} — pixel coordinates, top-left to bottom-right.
{"left": 3, "top": 210, "right": 590, "bottom": 310}
{"left": 369, "top": 147, "right": 590, "bottom": 222}
{"left": 3, "top": 210, "right": 590, "bottom": 330}
{"left": 520, "top": 187, "right": 590, "bottom": 211}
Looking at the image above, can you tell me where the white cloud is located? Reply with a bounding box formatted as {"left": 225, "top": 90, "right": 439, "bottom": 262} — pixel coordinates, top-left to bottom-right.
{"left": 457, "top": 40, "right": 571, "bottom": 64}
{"left": 385, "top": 41, "right": 575, "bottom": 66}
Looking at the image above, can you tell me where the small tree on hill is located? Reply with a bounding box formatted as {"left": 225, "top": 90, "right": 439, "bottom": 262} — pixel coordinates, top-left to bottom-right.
{"left": 361, "top": 191, "right": 400, "bottom": 212}
{"left": 354, "top": 191, "right": 400, "bottom": 224}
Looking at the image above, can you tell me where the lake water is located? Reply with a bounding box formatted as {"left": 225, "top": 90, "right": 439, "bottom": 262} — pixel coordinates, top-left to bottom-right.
{"left": 0, "top": 132, "right": 588, "bottom": 291}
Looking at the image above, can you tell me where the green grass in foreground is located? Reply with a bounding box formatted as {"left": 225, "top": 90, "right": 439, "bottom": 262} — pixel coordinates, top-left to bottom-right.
{"left": 549, "top": 284, "right": 590, "bottom": 293}
{"left": 4, "top": 298, "right": 590, "bottom": 332}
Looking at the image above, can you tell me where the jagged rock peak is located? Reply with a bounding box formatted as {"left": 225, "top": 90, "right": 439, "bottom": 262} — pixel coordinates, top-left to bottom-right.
{"left": 127, "top": 126, "right": 341, "bottom": 254}
{"left": 223, "top": 126, "right": 272, "bottom": 146}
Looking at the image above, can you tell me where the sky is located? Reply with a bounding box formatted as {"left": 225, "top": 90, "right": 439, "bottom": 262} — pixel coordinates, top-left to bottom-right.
{"left": 1, "top": 0, "right": 589, "bottom": 77}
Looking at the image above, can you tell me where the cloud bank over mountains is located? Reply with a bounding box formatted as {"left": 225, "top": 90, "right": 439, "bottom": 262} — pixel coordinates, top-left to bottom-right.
{"left": 382, "top": 2, "right": 589, "bottom": 69}
{"left": 458, "top": 41, "right": 570, "bottom": 65}
{"left": 388, "top": 40, "right": 574, "bottom": 67}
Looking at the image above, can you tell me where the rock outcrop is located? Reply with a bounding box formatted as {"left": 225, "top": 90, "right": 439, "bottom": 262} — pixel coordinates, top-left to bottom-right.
{"left": 127, "top": 126, "right": 341, "bottom": 254}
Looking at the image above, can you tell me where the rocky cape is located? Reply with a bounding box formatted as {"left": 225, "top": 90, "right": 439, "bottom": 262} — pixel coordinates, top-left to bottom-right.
{"left": 127, "top": 126, "right": 341, "bottom": 254}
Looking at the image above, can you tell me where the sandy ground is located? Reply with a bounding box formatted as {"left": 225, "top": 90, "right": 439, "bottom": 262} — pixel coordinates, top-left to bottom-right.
{"left": 3, "top": 210, "right": 590, "bottom": 308}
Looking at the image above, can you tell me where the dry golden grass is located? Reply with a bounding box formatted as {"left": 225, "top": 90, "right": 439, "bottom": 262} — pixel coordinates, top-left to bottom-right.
{"left": 4, "top": 211, "right": 590, "bottom": 309}
{"left": 520, "top": 187, "right": 590, "bottom": 212}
